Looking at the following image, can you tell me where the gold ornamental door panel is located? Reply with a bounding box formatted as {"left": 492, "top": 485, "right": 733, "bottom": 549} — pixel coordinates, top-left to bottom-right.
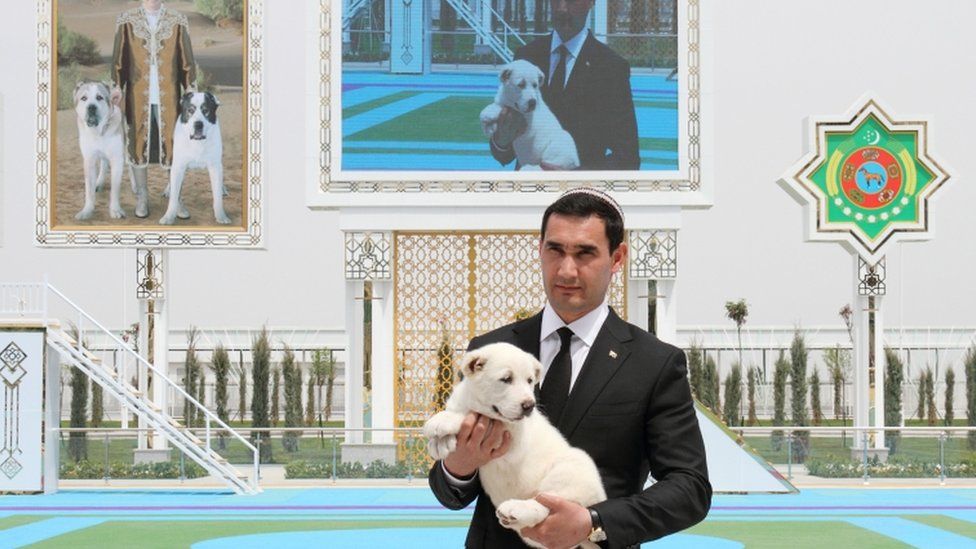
{"left": 393, "top": 232, "right": 626, "bottom": 466}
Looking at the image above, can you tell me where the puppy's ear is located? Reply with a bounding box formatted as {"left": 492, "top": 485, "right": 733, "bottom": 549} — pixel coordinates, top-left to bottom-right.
{"left": 500, "top": 68, "right": 512, "bottom": 83}
{"left": 459, "top": 350, "right": 487, "bottom": 377}
{"left": 205, "top": 92, "right": 220, "bottom": 108}
{"left": 73, "top": 80, "right": 87, "bottom": 101}
{"left": 535, "top": 67, "right": 545, "bottom": 87}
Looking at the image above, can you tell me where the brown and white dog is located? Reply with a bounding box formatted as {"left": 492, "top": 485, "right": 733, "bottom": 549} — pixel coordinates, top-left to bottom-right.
{"left": 424, "top": 342, "right": 606, "bottom": 549}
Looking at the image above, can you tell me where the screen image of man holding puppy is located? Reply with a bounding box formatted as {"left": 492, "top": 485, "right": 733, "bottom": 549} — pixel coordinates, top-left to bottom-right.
{"left": 429, "top": 189, "right": 711, "bottom": 547}
{"left": 490, "top": 0, "right": 640, "bottom": 171}
{"left": 112, "top": 0, "right": 196, "bottom": 218}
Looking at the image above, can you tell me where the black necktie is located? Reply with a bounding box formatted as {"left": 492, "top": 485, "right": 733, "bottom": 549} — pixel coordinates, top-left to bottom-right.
{"left": 549, "top": 45, "right": 569, "bottom": 101}
{"left": 540, "top": 327, "right": 574, "bottom": 425}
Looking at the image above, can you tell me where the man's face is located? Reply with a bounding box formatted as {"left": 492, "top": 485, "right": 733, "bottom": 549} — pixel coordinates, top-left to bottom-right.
{"left": 143, "top": 0, "right": 163, "bottom": 12}
{"left": 551, "top": 0, "right": 594, "bottom": 41}
{"left": 540, "top": 213, "right": 626, "bottom": 324}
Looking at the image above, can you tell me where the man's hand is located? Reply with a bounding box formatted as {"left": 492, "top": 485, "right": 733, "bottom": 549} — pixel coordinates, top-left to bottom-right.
{"left": 491, "top": 107, "right": 527, "bottom": 149}
{"left": 521, "top": 493, "right": 592, "bottom": 549}
{"left": 443, "top": 413, "right": 511, "bottom": 478}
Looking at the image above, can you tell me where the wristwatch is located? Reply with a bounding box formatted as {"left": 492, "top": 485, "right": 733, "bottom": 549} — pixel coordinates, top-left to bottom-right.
{"left": 587, "top": 507, "right": 607, "bottom": 543}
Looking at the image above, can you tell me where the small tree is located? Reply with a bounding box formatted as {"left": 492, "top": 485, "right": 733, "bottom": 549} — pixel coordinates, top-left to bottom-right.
{"left": 322, "top": 351, "right": 337, "bottom": 422}
{"left": 687, "top": 343, "right": 704, "bottom": 401}
{"left": 790, "top": 331, "right": 810, "bottom": 461}
{"left": 305, "top": 371, "right": 316, "bottom": 427}
{"left": 270, "top": 367, "right": 281, "bottom": 427}
{"left": 825, "top": 346, "right": 847, "bottom": 421}
{"left": 90, "top": 382, "right": 104, "bottom": 428}
{"left": 211, "top": 343, "right": 231, "bottom": 450}
{"left": 725, "top": 299, "right": 749, "bottom": 368}
{"left": 810, "top": 368, "right": 823, "bottom": 426}
{"left": 433, "top": 327, "right": 454, "bottom": 411}
{"left": 701, "top": 353, "right": 720, "bottom": 415}
{"left": 967, "top": 345, "right": 976, "bottom": 450}
{"left": 925, "top": 367, "right": 938, "bottom": 426}
{"left": 771, "top": 351, "right": 789, "bottom": 452}
{"left": 884, "top": 348, "right": 904, "bottom": 454}
{"left": 236, "top": 357, "right": 248, "bottom": 422}
{"left": 746, "top": 366, "right": 758, "bottom": 426}
{"left": 251, "top": 328, "right": 272, "bottom": 462}
{"left": 722, "top": 364, "right": 742, "bottom": 426}
{"left": 197, "top": 368, "right": 206, "bottom": 427}
{"left": 917, "top": 369, "right": 928, "bottom": 420}
{"left": 282, "top": 346, "right": 301, "bottom": 453}
{"left": 183, "top": 327, "right": 200, "bottom": 426}
{"left": 945, "top": 367, "right": 956, "bottom": 426}
{"left": 67, "top": 325, "right": 88, "bottom": 462}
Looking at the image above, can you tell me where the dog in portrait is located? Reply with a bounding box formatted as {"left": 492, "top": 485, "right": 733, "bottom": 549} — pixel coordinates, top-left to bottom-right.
{"left": 424, "top": 342, "right": 606, "bottom": 549}
{"left": 160, "top": 91, "right": 230, "bottom": 225}
{"left": 480, "top": 59, "right": 580, "bottom": 171}
{"left": 74, "top": 80, "right": 127, "bottom": 220}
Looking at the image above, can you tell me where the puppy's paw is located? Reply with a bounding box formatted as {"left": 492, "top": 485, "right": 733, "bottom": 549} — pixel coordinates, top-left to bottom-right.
{"left": 427, "top": 434, "right": 457, "bottom": 461}
{"left": 158, "top": 214, "right": 177, "bottom": 225}
{"left": 214, "top": 212, "right": 231, "bottom": 224}
{"left": 423, "top": 411, "right": 464, "bottom": 440}
{"left": 496, "top": 499, "right": 549, "bottom": 530}
{"left": 109, "top": 206, "right": 126, "bottom": 219}
{"left": 75, "top": 207, "right": 95, "bottom": 221}
{"left": 178, "top": 204, "right": 191, "bottom": 220}
{"left": 161, "top": 186, "right": 170, "bottom": 198}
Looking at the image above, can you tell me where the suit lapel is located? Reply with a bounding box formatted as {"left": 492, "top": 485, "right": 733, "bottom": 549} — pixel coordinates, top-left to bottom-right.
{"left": 511, "top": 312, "right": 543, "bottom": 360}
{"left": 557, "top": 309, "right": 633, "bottom": 438}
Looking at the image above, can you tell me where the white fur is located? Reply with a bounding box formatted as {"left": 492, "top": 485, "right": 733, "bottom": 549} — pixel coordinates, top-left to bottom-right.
{"left": 74, "top": 81, "right": 127, "bottom": 220}
{"left": 480, "top": 60, "right": 580, "bottom": 171}
{"left": 424, "top": 342, "right": 606, "bottom": 549}
{"left": 161, "top": 92, "right": 229, "bottom": 225}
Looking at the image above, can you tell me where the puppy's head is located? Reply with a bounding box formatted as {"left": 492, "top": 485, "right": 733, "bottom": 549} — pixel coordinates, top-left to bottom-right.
{"left": 74, "top": 81, "right": 111, "bottom": 129}
{"left": 497, "top": 60, "right": 544, "bottom": 114}
{"left": 179, "top": 91, "right": 220, "bottom": 140}
{"left": 458, "top": 342, "right": 540, "bottom": 423}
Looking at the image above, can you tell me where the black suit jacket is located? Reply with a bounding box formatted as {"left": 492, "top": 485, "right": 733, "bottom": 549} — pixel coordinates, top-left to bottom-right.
{"left": 491, "top": 32, "right": 640, "bottom": 170}
{"left": 428, "top": 309, "right": 711, "bottom": 548}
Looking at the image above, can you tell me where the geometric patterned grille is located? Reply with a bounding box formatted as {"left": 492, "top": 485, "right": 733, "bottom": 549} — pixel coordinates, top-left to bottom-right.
{"left": 345, "top": 232, "right": 392, "bottom": 280}
{"left": 629, "top": 230, "right": 677, "bottom": 279}
{"left": 136, "top": 249, "right": 165, "bottom": 300}
{"left": 1, "top": 342, "right": 27, "bottom": 479}
{"left": 393, "top": 232, "right": 625, "bottom": 466}
{"left": 858, "top": 256, "right": 886, "bottom": 296}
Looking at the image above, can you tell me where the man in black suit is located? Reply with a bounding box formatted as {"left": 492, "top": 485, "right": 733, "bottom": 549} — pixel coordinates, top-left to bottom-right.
{"left": 490, "top": 0, "right": 640, "bottom": 170}
{"left": 428, "top": 189, "right": 711, "bottom": 548}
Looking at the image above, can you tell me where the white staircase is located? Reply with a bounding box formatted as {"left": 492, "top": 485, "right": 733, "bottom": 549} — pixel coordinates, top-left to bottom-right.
{"left": 343, "top": 0, "right": 370, "bottom": 30}
{"left": 2, "top": 282, "right": 260, "bottom": 495}
{"left": 445, "top": 0, "right": 526, "bottom": 63}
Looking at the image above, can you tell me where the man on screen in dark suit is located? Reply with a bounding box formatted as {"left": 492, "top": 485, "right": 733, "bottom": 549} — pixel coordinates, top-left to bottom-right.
{"left": 490, "top": 0, "right": 640, "bottom": 170}
{"left": 428, "top": 188, "right": 711, "bottom": 548}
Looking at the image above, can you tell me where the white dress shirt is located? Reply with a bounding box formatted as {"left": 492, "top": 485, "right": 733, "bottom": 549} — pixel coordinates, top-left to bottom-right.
{"left": 145, "top": 8, "right": 162, "bottom": 106}
{"left": 539, "top": 298, "right": 609, "bottom": 393}
{"left": 548, "top": 27, "right": 589, "bottom": 89}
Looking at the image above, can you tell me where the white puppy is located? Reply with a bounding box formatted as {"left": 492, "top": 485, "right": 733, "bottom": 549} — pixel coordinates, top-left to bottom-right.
{"left": 480, "top": 60, "right": 580, "bottom": 171}
{"left": 161, "top": 91, "right": 230, "bottom": 225}
{"left": 424, "top": 342, "right": 606, "bottom": 549}
{"left": 74, "top": 81, "right": 126, "bottom": 220}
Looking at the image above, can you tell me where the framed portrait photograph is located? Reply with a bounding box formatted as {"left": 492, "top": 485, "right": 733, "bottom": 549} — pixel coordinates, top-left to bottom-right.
{"left": 313, "top": 0, "right": 707, "bottom": 208}
{"left": 36, "top": 0, "right": 264, "bottom": 247}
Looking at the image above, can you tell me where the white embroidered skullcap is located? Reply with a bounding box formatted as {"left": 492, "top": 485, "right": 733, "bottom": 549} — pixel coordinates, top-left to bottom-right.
{"left": 557, "top": 187, "right": 624, "bottom": 222}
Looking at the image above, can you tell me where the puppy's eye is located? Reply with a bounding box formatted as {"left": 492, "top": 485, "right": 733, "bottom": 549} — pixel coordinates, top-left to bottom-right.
{"left": 187, "top": 106, "right": 196, "bottom": 114}
{"left": 96, "top": 95, "right": 104, "bottom": 101}
{"left": 501, "top": 375, "right": 513, "bottom": 384}
{"left": 81, "top": 96, "right": 88, "bottom": 101}
{"left": 518, "top": 82, "right": 526, "bottom": 89}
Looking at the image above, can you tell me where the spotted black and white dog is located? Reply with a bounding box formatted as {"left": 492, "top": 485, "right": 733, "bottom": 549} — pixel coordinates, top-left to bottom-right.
{"left": 160, "top": 91, "right": 230, "bottom": 225}
{"left": 74, "top": 81, "right": 126, "bottom": 220}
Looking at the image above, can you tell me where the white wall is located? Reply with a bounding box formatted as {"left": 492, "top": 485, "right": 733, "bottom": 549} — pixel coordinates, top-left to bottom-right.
{"left": 2, "top": 0, "right": 974, "bottom": 343}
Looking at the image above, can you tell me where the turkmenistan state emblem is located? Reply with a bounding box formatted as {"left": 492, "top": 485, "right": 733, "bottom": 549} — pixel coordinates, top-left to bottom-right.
{"left": 779, "top": 96, "right": 950, "bottom": 263}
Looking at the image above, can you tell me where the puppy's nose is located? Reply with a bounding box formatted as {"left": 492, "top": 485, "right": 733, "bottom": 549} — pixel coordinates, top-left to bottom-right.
{"left": 527, "top": 99, "right": 537, "bottom": 111}
{"left": 194, "top": 121, "right": 204, "bottom": 132}
{"left": 87, "top": 104, "right": 97, "bottom": 114}
{"left": 521, "top": 400, "right": 535, "bottom": 414}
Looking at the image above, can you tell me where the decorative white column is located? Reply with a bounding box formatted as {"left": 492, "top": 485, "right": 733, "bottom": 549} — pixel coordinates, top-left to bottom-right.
{"left": 852, "top": 255, "right": 888, "bottom": 457}
{"left": 627, "top": 230, "right": 678, "bottom": 343}
{"left": 342, "top": 232, "right": 395, "bottom": 464}
{"left": 44, "top": 338, "right": 60, "bottom": 494}
{"left": 372, "top": 279, "right": 395, "bottom": 445}
{"left": 135, "top": 249, "right": 169, "bottom": 461}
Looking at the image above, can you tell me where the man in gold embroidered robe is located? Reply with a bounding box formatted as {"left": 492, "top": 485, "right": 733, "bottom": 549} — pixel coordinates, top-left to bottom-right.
{"left": 112, "top": 0, "right": 196, "bottom": 218}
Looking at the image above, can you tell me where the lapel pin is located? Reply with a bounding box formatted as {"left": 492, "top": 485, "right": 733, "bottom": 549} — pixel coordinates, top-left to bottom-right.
{"left": 608, "top": 350, "right": 617, "bottom": 359}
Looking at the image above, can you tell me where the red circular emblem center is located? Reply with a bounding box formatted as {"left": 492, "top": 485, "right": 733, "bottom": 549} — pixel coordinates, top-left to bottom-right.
{"left": 840, "top": 147, "right": 903, "bottom": 210}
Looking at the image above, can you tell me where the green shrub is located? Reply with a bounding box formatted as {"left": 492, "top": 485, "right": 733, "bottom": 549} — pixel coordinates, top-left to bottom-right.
{"left": 57, "top": 63, "right": 82, "bottom": 110}
{"left": 195, "top": 0, "right": 244, "bottom": 22}
{"left": 722, "top": 364, "right": 742, "bottom": 426}
{"left": 806, "top": 455, "right": 976, "bottom": 478}
{"left": 61, "top": 460, "right": 207, "bottom": 479}
{"left": 58, "top": 22, "right": 100, "bottom": 66}
{"left": 284, "top": 459, "right": 426, "bottom": 479}
{"left": 884, "top": 348, "right": 904, "bottom": 454}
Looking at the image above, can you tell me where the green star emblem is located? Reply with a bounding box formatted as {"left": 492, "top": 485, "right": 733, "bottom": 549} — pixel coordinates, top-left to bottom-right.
{"left": 779, "top": 97, "right": 950, "bottom": 262}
